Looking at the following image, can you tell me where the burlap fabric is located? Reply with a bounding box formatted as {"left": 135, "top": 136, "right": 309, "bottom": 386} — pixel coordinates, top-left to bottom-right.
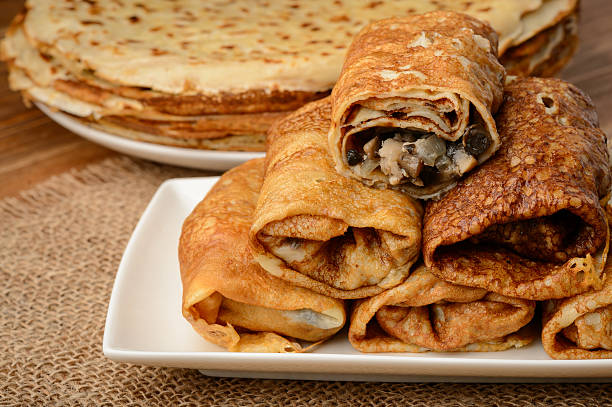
{"left": 1, "top": 157, "right": 611, "bottom": 406}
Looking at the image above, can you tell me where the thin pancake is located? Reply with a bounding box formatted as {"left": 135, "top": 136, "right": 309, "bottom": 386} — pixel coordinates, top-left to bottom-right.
{"left": 349, "top": 264, "right": 536, "bottom": 352}
{"left": 249, "top": 98, "right": 423, "bottom": 299}
{"left": 179, "top": 158, "right": 346, "bottom": 352}
{"left": 501, "top": 12, "right": 578, "bottom": 77}
{"left": 329, "top": 12, "right": 505, "bottom": 199}
{"left": 85, "top": 119, "right": 267, "bottom": 151}
{"left": 21, "top": 0, "right": 574, "bottom": 95}
{"left": 541, "top": 205, "right": 612, "bottom": 360}
{"left": 423, "top": 77, "right": 611, "bottom": 300}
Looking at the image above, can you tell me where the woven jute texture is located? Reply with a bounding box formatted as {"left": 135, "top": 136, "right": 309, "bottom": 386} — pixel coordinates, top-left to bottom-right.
{"left": 1, "top": 157, "right": 611, "bottom": 406}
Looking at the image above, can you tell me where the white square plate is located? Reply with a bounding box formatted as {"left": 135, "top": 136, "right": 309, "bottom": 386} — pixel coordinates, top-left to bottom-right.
{"left": 103, "top": 178, "right": 612, "bottom": 382}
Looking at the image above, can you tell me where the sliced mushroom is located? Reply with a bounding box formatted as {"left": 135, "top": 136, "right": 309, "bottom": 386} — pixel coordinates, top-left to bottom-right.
{"left": 403, "top": 134, "right": 447, "bottom": 166}
{"left": 434, "top": 154, "right": 457, "bottom": 180}
{"left": 363, "top": 136, "right": 380, "bottom": 158}
{"left": 354, "top": 158, "right": 379, "bottom": 177}
{"left": 463, "top": 124, "right": 491, "bottom": 156}
{"left": 399, "top": 152, "right": 424, "bottom": 179}
{"left": 379, "top": 138, "right": 405, "bottom": 185}
{"left": 346, "top": 149, "right": 363, "bottom": 166}
{"left": 451, "top": 144, "right": 478, "bottom": 174}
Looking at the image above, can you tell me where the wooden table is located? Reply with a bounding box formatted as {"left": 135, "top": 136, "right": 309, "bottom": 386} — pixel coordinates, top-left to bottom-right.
{"left": 1, "top": 0, "right": 611, "bottom": 198}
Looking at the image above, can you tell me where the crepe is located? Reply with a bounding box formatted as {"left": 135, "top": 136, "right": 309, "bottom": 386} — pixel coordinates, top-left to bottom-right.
{"left": 0, "top": 16, "right": 321, "bottom": 150}
{"left": 249, "top": 98, "right": 423, "bottom": 299}
{"left": 542, "top": 257, "right": 612, "bottom": 359}
{"left": 20, "top": 0, "right": 576, "bottom": 95}
{"left": 179, "top": 158, "right": 346, "bottom": 352}
{"left": 349, "top": 264, "right": 536, "bottom": 352}
{"left": 501, "top": 11, "right": 578, "bottom": 77}
{"left": 423, "top": 77, "right": 611, "bottom": 300}
{"left": 329, "top": 12, "right": 506, "bottom": 199}
{"left": 2, "top": 1, "right": 578, "bottom": 152}
{"left": 541, "top": 203, "right": 612, "bottom": 360}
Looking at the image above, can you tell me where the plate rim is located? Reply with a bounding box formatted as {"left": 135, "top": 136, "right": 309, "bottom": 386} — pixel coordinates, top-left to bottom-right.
{"left": 36, "top": 102, "right": 264, "bottom": 170}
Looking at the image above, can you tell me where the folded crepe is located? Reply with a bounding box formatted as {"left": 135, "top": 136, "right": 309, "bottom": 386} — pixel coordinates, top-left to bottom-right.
{"left": 329, "top": 12, "right": 506, "bottom": 199}
{"left": 179, "top": 158, "right": 346, "bottom": 352}
{"left": 541, "top": 204, "right": 612, "bottom": 360}
{"left": 349, "top": 264, "right": 536, "bottom": 352}
{"left": 249, "top": 98, "right": 423, "bottom": 299}
{"left": 542, "top": 258, "right": 612, "bottom": 359}
{"left": 423, "top": 77, "right": 611, "bottom": 300}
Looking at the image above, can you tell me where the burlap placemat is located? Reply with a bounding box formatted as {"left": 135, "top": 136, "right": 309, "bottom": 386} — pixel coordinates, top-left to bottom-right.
{"left": 1, "top": 157, "right": 611, "bottom": 406}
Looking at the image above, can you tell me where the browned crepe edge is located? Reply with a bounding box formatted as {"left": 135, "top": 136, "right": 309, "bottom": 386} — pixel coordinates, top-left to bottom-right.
{"left": 179, "top": 158, "right": 346, "bottom": 352}
{"left": 348, "top": 265, "right": 536, "bottom": 353}
{"left": 100, "top": 112, "right": 286, "bottom": 139}
{"left": 501, "top": 12, "right": 578, "bottom": 77}
{"left": 75, "top": 115, "right": 267, "bottom": 152}
{"left": 541, "top": 206, "right": 612, "bottom": 359}
{"left": 423, "top": 77, "right": 611, "bottom": 300}
{"left": 249, "top": 98, "right": 423, "bottom": 299}
{"left": 53, "top": 77, "right": 330, "bottom": 116}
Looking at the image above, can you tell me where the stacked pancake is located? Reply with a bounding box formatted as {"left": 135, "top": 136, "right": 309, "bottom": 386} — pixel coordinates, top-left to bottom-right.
{"left": 1, "top": 0, "right": 578, "bottom": 152}
{"left": 179, "top": 10, "right": 612, "bottom": 358}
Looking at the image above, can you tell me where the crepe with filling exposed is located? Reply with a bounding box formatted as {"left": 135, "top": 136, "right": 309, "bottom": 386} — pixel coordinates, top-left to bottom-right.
{"left": 328, "top": 12, "right": 505, "bottom": 199}
{"left": 541, "top": 204, "right": 612, "bottom": 360}
{"left": 249, "top": 98, "right": 423, "bottom": 299}
{"left": 179, "top": 158, "right": 346, "bottom": 352}
{"left": 423, "top": 77, "right": 611, "bottom": 300}
{"left": 349, "top": 264, "right": 536, "bottom": 352}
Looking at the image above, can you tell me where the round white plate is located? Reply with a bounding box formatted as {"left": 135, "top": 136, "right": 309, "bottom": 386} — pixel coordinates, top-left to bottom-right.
{"left": 36, "top": 103, "right": 264, "bottom": 171}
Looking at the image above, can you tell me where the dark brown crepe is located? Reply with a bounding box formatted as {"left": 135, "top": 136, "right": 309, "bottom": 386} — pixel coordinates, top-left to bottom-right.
{"left": 180, "top": 159, "right": 346, "bottom": 352}
{"left": 349, "top": 264, "right": 536, "bottom": 353}
{"left": 249, "top": 98, "right": 423, "bottom": 299}
{"left": 542, "top": 204, "right": 612, "bottom": 359}
{"left": 423, "top": 77, "right": 611, "bottom": 300}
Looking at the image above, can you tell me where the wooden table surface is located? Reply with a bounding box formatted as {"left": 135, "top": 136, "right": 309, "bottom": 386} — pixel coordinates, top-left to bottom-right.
{"left": 1, "top": 0, "right": 612, "bottom": 198}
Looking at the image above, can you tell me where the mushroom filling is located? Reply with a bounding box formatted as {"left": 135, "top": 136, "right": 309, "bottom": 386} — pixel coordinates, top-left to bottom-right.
{"left": 346, "top": 125, "right": 491, "bottom": 187}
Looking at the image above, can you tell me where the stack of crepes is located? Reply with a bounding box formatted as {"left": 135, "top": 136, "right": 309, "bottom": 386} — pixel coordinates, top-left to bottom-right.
{"left": 1, "top": 0, "right": 579, "bottom": 152}
{"left": 179, "top": 10, "right": 612, "bottom": 358}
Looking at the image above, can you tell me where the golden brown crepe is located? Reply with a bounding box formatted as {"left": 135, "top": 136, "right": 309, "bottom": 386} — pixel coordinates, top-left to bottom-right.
{"left": 329, "top": 12, "right": 506, "bottom": 200}
{"left": 501, "top": 12, "right": 578, "bottom": 78}
{"left": 249, "top": 98, "right": 423, "bottom": 299}
{"left": 541, "top": 204, "right": 612, "bottom": 360}
{"left": 179, "top": 158, "right": 346, "bottom": 352}
{"left": 349, "top": 264, "right": 536, "bottom": 352}
{"left": 423, "top": 77, "right": 611, "bottom": 300}
{"left": 17, "top": 0, "right": 577, "bottom": 96}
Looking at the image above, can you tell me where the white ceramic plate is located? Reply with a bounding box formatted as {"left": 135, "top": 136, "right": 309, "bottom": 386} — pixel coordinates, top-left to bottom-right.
{"left": 37, "top": 103, "right": 264, "bottom": 171}
{"left": 102, "top": 177, "right": 612, "bottom": 382}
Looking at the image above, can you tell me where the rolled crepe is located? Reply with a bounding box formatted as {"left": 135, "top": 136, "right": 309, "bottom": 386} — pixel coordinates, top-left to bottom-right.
{"left": 179, "top": 159, "right": 346, "bottom": 352}
{"left": 542, "top": 204, "right": 612, "bottom": 360}
{"left": 349, "top": 264, "right": 536, "bottom": 352}
{"left": 423, "top": 77, "right": 611, "bottom": 300}
{"left": 249, "top": 98, "right": 423, "bottom": 299}
{"left": 329, "top": 11, "right": 505, "bottom": 199}
{"left": 542, "top": 261, "right": 612, "bottom": 359}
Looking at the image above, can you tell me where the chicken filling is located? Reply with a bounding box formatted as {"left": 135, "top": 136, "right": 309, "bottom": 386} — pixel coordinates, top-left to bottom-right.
{"left": 346, "top": 124, "right": 491, "bottom": 187}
